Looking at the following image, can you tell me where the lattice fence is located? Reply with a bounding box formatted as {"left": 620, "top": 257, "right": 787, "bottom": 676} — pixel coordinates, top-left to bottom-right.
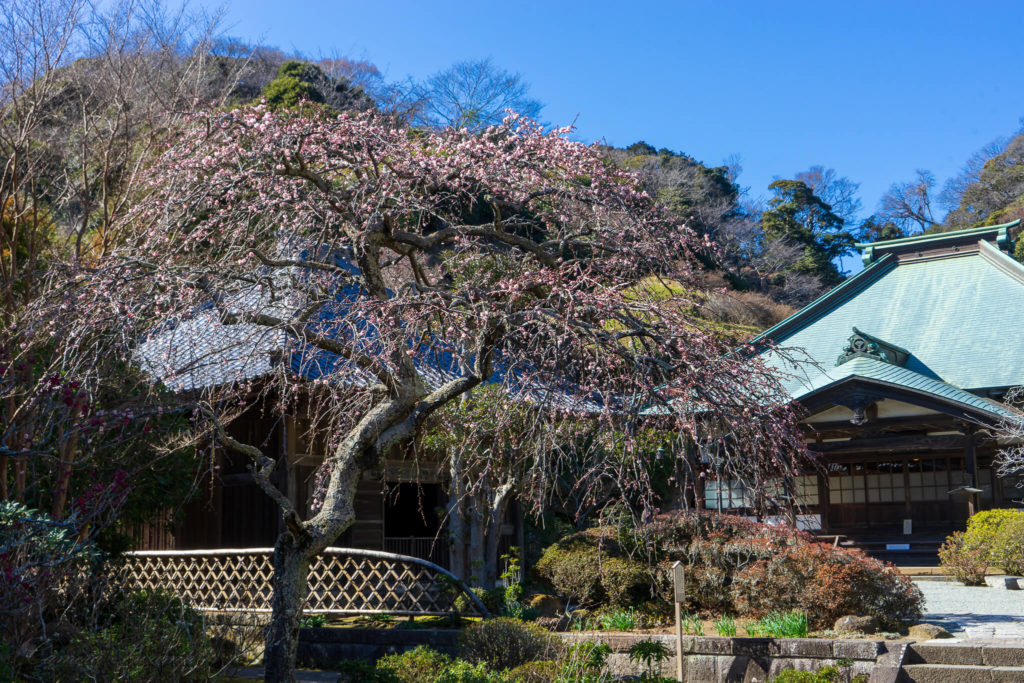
{"left": 120, "top": 547, "right": 487, "bottom": 617}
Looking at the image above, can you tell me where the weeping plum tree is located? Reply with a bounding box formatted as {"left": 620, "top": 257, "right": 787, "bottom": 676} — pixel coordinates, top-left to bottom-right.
{"left": 34, "top": 104, "right": 809, "bottom": 681}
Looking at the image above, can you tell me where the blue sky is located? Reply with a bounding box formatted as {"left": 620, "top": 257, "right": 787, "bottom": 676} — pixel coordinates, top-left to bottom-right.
{"left": 201, "top": 1, "right": 1024, "bottom": 274}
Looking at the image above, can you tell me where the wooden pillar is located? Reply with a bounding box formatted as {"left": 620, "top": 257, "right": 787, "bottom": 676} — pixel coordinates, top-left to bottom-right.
{"left": 902, "top": 459, "right": 912, "bottom": 521}
{"left": 964, "top": 435, "right": 979, "bottom": 517}
{"left": 817, "top": 471, "right": 830, "bottom": 533}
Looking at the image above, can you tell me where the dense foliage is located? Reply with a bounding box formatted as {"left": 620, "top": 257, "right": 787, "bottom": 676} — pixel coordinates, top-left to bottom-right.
{"left": 458, "top": 618, "right": 560, "bottom": 672}
{"left": 939, "top": 509, "right": 1024, "bottom": 583}
{"left": 535, "top": 512, "right": 923, "bottom": 630}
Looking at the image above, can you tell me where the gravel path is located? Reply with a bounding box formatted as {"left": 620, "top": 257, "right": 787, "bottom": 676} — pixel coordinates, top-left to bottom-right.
{"left": 915, "top": 579, "right": 1024, "bottom": 638}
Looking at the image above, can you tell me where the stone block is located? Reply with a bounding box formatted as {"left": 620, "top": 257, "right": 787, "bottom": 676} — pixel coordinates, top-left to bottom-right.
{"left": 692, "top": 636, "right": 734, "bottom": 655}
{"left": 834, "top": 614, "right": 876, "bottom": 633}
{"left": 908, "top": 623, "right": 953, "bottom": 640}
{"left": 684, "top": 654, "right": 718, "bottom": 683}
{"left": 910, "top": 643, "right": 984, "bottom": 666}
{"left": 742, "top": 657, "right": 770, "bottom": 683}
{"left": 982, "top": 646, "right": 1024, "bottom": 667}
{"left": 832, "top": 639, "right": 882, "bottom": 660}
{"left": 779, "top": 638, "right": 833, "bottom": 659}
{"left": 990, "top": 666, "right": 1024, "bottom": 683}
{"left": 730, "top": 637, "right": 777, "bottom": 658}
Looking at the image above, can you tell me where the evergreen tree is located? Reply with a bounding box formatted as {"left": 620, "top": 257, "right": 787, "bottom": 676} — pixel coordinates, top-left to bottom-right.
{"left": 761, "top": 179, "right": 855, "bottom": 285}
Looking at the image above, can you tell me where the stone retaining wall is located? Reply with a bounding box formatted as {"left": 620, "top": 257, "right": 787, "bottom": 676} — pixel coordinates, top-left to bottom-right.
{"left": 294, "top": 627, "right": 904, "bottom": 681}
{"left": 556, "top": 632, "right": 896, "bottom": 682}
{"left": 297, "top": 627, "right": 459, "bottom": 667}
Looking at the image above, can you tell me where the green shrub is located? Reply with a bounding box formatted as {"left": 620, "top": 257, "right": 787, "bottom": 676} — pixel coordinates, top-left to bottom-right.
{"left": 966, "top": 509, "right": 1024, "bottom": 548}
{"left": 555, "top": 642, "right": 612, "bottom": 683}
{"left": 455, "top": 587, "right": 506, "bottom": 614}
{"left": 534, "top": 533, "right": 651, "bottom": 608}
{"left": 938, "top": 531, "right": 988, "bottom": 585}
{"left": 769, "top": 664, "right": 868, "bottom": 683}
{"left": 458, "top": 618, "right": 559, "bottom": 672}
{"left": 940, "top": 509, "right": 1024, "bottom": 582}
{"left": 507, "top": 660, "right": 560, "bottom": 682}
{"left": 769, "top": 666, "right": 842, "bottom": 683}
{"left": 378, "top": 646, "right": 455, "bottom": 682}
{"left": 337, "top": 659, "right": 402, "bottom": 683}
{"left": 435, "top": 659, "right": 510, "bottom": 683}
{"left": 41, "top": 589, "right": 216, "bottom": 681}
{"left": 627, "top": 639, "right": 670, "bottom": 680}
{"left": 377, "top": 646, "right": 512, "bottom": 683}
{"left": 990, "top": 514, "right": 1024, "bottom": 575}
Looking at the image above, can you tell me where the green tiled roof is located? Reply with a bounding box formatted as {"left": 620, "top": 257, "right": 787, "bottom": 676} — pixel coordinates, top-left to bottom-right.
{"left": 758, "top": 228, "right": 1024, "bottom": 416}
{"left": 855, "top": 219, "right": 1020, "bottom": 266}
{"left": 793, "top": 355, "right": 1018, "bottom": 421}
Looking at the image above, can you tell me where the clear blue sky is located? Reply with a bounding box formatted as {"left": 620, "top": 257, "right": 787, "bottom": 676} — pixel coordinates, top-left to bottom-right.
{"left": 201, "top": 0, "right": 1024, "bottom": 274}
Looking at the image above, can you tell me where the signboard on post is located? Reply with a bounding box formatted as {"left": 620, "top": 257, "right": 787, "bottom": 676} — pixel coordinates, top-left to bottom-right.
{"left": 672, "top": 561, "right": 685, "bottom": 681}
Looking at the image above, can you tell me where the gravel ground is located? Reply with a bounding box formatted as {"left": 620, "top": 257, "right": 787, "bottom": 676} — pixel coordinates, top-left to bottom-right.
{"left": 915, "top": 579, "right": 1024, "bottom": 638}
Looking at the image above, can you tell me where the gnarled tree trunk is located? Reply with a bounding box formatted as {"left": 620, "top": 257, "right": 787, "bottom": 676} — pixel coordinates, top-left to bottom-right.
{"left": 263, "top": 532, "right": 313, "bottom": 682}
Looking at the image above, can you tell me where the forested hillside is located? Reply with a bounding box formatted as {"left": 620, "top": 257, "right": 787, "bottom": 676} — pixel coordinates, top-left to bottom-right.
{"left": 871, "top": 121, "right": 1024, "bottom": 244}
{"left": 5, "top": 0, "right": 1023, "bottom": 351}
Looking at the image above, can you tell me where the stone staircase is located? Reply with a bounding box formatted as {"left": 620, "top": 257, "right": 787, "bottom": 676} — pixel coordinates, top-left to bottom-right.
{"left": 835, "top": 535, "right": 944, "bottom": 566}
{"left": 900, "top": 641, "right": 1024, "bottom": 682}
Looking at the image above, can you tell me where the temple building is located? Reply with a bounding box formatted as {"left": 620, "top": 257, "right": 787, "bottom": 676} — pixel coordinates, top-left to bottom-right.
{"left": 707, "top": 220, "right": 1024, "bottom": 556}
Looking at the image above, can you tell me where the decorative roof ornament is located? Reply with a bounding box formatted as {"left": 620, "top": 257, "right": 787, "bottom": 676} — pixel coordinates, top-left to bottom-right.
{"left": 836, "top": 327, "right": 910, "bottom": 368}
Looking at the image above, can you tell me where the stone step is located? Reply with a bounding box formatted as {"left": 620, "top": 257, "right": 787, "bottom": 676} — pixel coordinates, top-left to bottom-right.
{"left": 901, "top": 663, "right": 1024, "bottom": 682}
{"left": 906, "top": 643, "right": 1024, "bottom": 667}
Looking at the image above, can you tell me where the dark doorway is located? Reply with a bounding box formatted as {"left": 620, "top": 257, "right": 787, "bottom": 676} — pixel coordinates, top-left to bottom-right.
{"left": 383, "top": 483, "right": 447, "bottom": 567}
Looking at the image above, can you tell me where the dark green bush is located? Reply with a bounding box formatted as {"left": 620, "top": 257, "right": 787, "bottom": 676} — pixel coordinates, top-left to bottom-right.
{"left": 337, "top": 658, "right": 401, "bottom": 682}
{"left": 378, "top": 646, "right": 453, "bottom": 682}
{"left": 377, "top": 646, "right": 509, "bottom": 683}
{"left": 41, "top": 589, "right": 216, "bottom": 681}
{"left": 458, "top": 618, "right": 559, "bottom": 671}
{"left": 455, "top": 586, "right": 507, "bottom": 615}
{"left": 533, "top": 533, "right": 651, "bottom": 608}
{"left": 507, "top": 659, "right": 559, "bottom": 682}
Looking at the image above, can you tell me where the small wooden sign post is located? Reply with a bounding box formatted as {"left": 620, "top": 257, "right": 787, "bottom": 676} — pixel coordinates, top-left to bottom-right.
{"left": 672, "top": 561, "right": 685, "bottom": 681}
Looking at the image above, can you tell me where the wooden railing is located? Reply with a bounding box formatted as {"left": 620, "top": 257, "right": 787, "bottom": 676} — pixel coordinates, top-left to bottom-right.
{"left": 383, "top": 536, "right": 447, "bottom": 568}
{"left": 120, "top": 547, "right": 488, "bottom": 617}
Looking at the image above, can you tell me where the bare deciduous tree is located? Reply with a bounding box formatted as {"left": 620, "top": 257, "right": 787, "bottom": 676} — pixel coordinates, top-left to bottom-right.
{"left": 877, "top": 169, "right": 939, "bottom": 234}
{"left": 413, "top": 58, "right": 543, "bottom": 131}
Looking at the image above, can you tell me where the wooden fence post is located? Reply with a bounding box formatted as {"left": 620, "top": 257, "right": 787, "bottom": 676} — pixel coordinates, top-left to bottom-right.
{"left": 673, "top": 561, "right": 685, "bottom": 681}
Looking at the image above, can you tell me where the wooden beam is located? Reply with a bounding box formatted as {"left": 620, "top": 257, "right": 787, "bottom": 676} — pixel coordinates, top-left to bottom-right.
{"left": 803, "top": 414, "right": 962, "bottom": 434}
{"left": 809, "top": 433, "right": 969, "bottom": 455}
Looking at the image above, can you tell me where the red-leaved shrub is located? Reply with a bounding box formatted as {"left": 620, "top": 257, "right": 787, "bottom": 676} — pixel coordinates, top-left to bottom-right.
{"left": 535, "top": 511, "right": 924, "bottom": 630}
{"left": 731, "top": 542, "right": 922, "bottom": 629}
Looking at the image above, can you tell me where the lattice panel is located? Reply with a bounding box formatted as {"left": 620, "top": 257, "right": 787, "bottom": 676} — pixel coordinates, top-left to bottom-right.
{"left": 120, "top": 548, "right": 485, "bottom": 617}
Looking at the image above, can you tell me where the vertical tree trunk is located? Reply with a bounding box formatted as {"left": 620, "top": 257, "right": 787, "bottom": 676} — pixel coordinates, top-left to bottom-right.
{"left": 263, "top": 532, "right": 311, "bottom": 683}
{"left": 484, "top": 505, "right": 504, "bottom": 588}
{"left": 447, "top": 458, "right": 467, "bottom": 580}
{"left": 468, "top": 492, "right": 486, "bottom": 586}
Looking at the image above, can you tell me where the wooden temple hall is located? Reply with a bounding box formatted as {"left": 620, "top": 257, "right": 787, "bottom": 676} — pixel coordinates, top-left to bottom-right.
{"left": 706, "top": 221, "right": 1024, "bottom": 547}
